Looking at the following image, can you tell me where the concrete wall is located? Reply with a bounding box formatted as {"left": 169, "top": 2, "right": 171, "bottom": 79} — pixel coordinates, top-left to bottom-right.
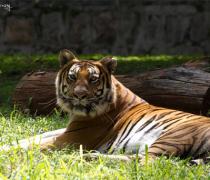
{"left": 0, "top": 0, "right": 210, "bottom": 55}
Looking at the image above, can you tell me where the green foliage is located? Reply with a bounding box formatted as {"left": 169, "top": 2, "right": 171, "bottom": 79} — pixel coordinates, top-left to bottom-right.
{"left": 0, "top": 54, "right": 194, "bottom": 77}
{"left": 0, "top": 80, "right": 17, "bottom": 105}
{"left": 0, "top": 54, "right": 59, "bottom": 78}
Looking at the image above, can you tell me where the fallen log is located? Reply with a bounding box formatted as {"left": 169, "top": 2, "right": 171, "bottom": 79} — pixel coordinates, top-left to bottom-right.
{"left": 13, "top": 71, "right": 58, "bottom": 115}
{"left": 12, "top": 58, "right": 210, "bottom": 116}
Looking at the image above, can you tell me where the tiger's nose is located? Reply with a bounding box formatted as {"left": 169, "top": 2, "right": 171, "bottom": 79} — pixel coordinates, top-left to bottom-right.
{"left": 73, "top": 86, "right": 88, "bottom": 99}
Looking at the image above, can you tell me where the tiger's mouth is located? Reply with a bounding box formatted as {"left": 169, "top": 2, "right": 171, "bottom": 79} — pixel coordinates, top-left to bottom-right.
{"left": 73, "top": 104, "right": 92, "bottom": 113}
{"left": 71, "top": 98, "right": 97, "bottom": 107}
{"left": 70, "top": 98, "right": 95, "bottom": 113}
{"left": 72, "top": 98, "right": 87, "bottom": 106}
{"left": 58, "top": 94, "right": 110, "bottom": 117}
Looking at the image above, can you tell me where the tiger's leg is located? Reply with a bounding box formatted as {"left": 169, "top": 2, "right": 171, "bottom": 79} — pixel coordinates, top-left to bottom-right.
{"left": 82, "top": 152, "right": 156, "bottom": 165}
{"left": 147, "top": 125, "right": 210, "bottom": 164}
{"left": 0, "top": 128, "right": 66, "bottom": 151}
{"left": 82, "top": 153, "right": 135, "bottom": 161}
{"left": 148, "top": 141, "right": 210, "bottom": 165}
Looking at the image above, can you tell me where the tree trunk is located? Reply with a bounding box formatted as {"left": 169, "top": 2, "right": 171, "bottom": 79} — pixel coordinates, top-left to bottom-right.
{"left": 12, "top": 59, "right": 210, "bottom": 116}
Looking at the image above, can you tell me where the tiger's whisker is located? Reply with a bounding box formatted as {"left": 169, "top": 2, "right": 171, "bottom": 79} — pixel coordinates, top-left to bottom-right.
{"left": 39, "top": 99, "right": 57, "bottom": 110}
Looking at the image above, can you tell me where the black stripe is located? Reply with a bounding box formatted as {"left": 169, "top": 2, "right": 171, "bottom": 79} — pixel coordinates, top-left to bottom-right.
{"left": 192, "top": 132, "right": 210, "bottom": 157}
{"left": 155, "top": 112, "right": 184, "bottom": 122}
{"left": 174, "top": 112, "right": 187, "bottom": 116}
{"left": 180, "top": 141, "right": 194, "bottom": 158}
{"left": 118, "top": 119, "right": 141, "bottom": 144}
{"left": 104, "top": 72, "right": 110, "bottom": 88}
{"left": 155, "top": 141, "right": 182, "bottom": 153}
{"left": 163, "top": 125, "right": 197, "bottom": 137}
{"left": 185, "top": 114, "right": 197, "bottom": 119}
{"left": 136, "top": 115, "right": 158, "bottom": 132}
{"left": 64, "top": 125, "right": 101, "bottom": 134}
{"left": 161, "top": 119, "right": 181, "bottom": 129}
{"left": 116, "top": 120, "right": 133, "bottom": 144}
{"left": 122, "top": 139, "right": 131, "bottom": 153}
{"left": 160, "top": 114, "right": 191, "bottom": 124}
{"left": 148, "top": 152, "right": 162, "bottom": 156}
{"left": 157, "top": 111, "right": 177, "bottom": 119}
{"left": 144, "top": 122, "right": 160, "bottom": 134}
{"left": 118, "top": 114, "right": 159, "bottom": 148}
{"left": 150, "top": 145, "right": 168, "bottom": 152}
{"left": 168, "top": 127, "right": 198, "bottom": 139}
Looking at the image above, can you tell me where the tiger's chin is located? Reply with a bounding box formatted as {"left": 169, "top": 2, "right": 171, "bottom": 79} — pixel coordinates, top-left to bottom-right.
{"left": 57, "top": 97, "right": 110, "bottom": 118}
{"left": 72, "top": 103, "right": 110, "bottom": 118}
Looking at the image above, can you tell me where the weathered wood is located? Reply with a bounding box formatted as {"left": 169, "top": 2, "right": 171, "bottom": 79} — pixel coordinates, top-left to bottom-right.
{"left": 118, "top": 67, "right": 210, "bottom": 114}
{"left": 12, "top": 60, "right": 210, "bottom": 116}
{"left": 13, "top": 71, "right": 57, "bottom": 115}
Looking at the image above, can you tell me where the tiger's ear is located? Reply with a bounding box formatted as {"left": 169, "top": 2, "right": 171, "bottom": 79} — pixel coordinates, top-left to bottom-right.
{"left": 100, "top": 56, "right": 117, "bottom": 74}
{"left": 59, "top": 49, "right": 77, "bottom": 67}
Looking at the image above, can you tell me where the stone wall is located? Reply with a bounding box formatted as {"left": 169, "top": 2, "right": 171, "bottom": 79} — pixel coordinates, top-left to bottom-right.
{"left": 0, "top": 0, "right": 210, "bottom": 55}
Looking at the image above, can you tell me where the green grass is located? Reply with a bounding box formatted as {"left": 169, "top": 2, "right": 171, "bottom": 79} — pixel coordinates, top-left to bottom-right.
{"left": 1, "top": 54, "right": 210, "bottom": 179}
{"left": 0, "top": 54, "right": 194, "bottom": 77}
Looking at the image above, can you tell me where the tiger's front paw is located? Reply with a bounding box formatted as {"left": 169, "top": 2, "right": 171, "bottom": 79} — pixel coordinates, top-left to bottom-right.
{"left": 82, "top": 152, "right": 136, "bottom": 162}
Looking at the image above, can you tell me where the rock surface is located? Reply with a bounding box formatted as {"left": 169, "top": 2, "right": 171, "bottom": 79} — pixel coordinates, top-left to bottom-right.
{"left": 0, "top": 1, "right": 209, "bottom": 54}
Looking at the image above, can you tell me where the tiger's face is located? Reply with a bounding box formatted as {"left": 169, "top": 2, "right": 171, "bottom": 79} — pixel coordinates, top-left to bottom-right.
{"left": 56, "top": 49, "right": 117, "bottom": 117}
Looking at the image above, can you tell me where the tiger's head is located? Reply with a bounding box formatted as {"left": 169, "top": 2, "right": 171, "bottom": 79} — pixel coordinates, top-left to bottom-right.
{"left": 55, "top": 49, "right": 117, "bottom": 117}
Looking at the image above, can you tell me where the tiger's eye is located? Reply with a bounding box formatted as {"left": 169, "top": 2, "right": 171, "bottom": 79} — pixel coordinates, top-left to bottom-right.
{"left": 90, "top": 75, "right": 99, "bottom": 83}
{"left": 68, "top": 73, "right": 76, "bottom": 81}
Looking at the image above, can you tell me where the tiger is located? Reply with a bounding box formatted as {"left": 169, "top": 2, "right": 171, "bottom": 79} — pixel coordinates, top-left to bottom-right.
{"left": 2, "top": 49, "right": 210, "bottom": 164}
